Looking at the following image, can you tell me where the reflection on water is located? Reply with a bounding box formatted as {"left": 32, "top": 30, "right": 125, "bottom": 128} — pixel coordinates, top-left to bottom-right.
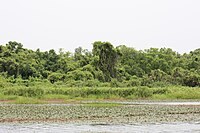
{"left": 1, "top": 123, "right": 200, "bottom": 133}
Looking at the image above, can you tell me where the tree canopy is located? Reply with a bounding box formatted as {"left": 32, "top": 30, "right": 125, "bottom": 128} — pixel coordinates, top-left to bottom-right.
{"left": 0, "top": 41, "right": 200, "bottom": 87}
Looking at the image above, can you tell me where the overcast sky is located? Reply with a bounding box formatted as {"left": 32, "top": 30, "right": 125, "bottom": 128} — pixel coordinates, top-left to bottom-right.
{"left": 0, "top": 0, "right": 200, "bottom": 53}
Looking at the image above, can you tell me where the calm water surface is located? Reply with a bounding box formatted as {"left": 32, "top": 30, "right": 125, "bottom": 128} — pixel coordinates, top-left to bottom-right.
{"left": 0, "top": 123, "right": 200, "bottom": 133}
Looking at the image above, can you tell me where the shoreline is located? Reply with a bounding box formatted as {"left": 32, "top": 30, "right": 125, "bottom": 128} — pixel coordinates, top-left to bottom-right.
{"left": 1, "top": 99, "right": 200, "bottom": 104}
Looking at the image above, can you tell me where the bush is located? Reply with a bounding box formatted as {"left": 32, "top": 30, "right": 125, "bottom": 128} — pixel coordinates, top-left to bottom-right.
{"left": 0, "top": 76, "right": 11, "bottom": 88}
{"left": 183, "top": 73, "right": 200, "bottom": 87}
{"left": 127, "top": 76, "right": 141, "bottom": 87}
{"left": 134, "top": 86, "right": 153, "bottom": 98}
{"left": 3, "top": 86, "right": 45, "bottom": 97}
{"left": 48, "top": 72, "right": 65, "bottom": 83}
{"left": 66, "top": 70, "right": 94, "bottom": 81}
{"left": 152, "top": 87, "right": 169, "bottom": 94}
{"left": 84, "top": 79, "right": 101, "bottom": 87}
{"left": 110, "top": 79, "right": 121, "bottom": 87}
{"left": 148, "top": 81, "right": 171, "bottom": 88}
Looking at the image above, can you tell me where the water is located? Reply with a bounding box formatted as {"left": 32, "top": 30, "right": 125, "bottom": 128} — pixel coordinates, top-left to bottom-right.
{"left": 1, "top": 123, "right": 200, "bottom": 133}
{"left": 83, "top": 101, "right": 200, "bottom": 106}
{"left": 120, "top": 101, "right": 200, "bottom": 106}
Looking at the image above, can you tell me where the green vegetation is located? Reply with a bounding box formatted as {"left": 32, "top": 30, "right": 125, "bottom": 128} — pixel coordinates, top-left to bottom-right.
{"left": 1, "top": 104, "right": 200, "bottom": 123}
{"left": 1, "top": 84, "right": 200, "bottom": 103}
{"left": 14, "top": 97, "right": 44, "bottom": 104}
{"left": 0, "top": 41, "right": 200, "bottom": 102}
{"left": 0, "top": 94, "right": 18, "bottom": 100}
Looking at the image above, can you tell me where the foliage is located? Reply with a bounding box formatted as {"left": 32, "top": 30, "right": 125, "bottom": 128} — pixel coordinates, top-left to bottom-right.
{"left": 1, "top": 84, "right": 200, "bottom": 101}
{"left": 0, "top": 41, "right": 200, "bottom": 88}
{"left": 134, "top": 86, "right": 153, "bottom": 98}
{"left": 92, "top": 41, "right": 120, "bottom": 81}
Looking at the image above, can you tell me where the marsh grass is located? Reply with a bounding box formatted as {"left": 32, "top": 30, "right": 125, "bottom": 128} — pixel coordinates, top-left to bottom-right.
{"left": 151, "top": 86, "right": 200, "bottom": 100}
{"left": 0, "top": 94, "right": 18, "bottom": 100}
{"left": 41, "top": 94, "right": 70, "bottom": 100}
{"left": 168, "top": 88, "right": 200, "bottom": 99}
{"left": 1, "top": 85, "right": 200, "bottom": 104}
{"left": 13, "top": 97, "right": 45, "bottom": 104}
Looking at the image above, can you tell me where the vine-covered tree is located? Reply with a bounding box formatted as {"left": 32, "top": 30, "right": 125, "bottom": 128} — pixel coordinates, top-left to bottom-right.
{"left": 92, "top": 41, "right": 120, "bottom": 81}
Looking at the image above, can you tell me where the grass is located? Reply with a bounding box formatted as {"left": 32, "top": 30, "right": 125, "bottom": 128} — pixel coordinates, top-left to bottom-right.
{"left": 0, "top": 85, "right": 200, "bottom": 104}
{"left": 0, "top": 94, "right": 18, "bottom": 100}
{"left": 151, "top": 94, "right": 171, "bottom": 100}
{"left": 41, "top": 94, "right": 70, "bottom": 100}
{"left": 13, "top": 97, "right": 44, "bottom": 104}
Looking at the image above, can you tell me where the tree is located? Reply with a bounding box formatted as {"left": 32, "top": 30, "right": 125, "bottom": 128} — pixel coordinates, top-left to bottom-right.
{"left": 43, "top": 49, "right": 59, "bottom": 72}
{"left": 92, "top": 42, "right": 120, "bottom": 81}
{"left": 0, "top": 41, "right": 200, "bottom": 87}
{"left": 74, "top": 47, "right": 91, "bottom": 67}
{"left": 6, "top": 41, "right": 23, "bottom": 53}
{"left": 183, "top": 70, "right": 200, "bottom": 87}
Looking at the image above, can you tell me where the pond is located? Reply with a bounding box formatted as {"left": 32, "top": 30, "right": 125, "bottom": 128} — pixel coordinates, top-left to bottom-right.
{"left": 1, "top": 122, "right": 200, "bottom": 133}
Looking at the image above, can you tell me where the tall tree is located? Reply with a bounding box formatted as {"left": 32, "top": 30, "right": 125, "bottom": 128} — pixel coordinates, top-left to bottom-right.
{"left": 92, "top": 41, "right": 120, "bottom": 81}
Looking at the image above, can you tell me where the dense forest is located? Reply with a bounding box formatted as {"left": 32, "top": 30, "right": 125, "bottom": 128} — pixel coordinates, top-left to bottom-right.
{"left": 0, "top": 41, "right": 200, "bottom": 87}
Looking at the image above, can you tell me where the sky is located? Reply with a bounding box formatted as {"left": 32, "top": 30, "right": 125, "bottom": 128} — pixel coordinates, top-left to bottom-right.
{"left": 0, "top": 0, "right": 200, "bottom": 54}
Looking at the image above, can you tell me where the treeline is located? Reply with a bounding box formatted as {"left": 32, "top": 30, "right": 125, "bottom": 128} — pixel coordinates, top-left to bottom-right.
{"left": 0, "top": 41, "right": 200, "bottom": 87}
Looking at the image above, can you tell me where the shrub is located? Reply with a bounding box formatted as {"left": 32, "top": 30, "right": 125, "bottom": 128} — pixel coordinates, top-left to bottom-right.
{"left": 110, "top": 79, "right": 121, "bottom": 87}
{"left": 66, "top": 70, "right": 94, "bottom": 81}
{"left": 127, "top": 76, "right": 141, "bottom": 87}
{"left": 134, "top": 86, "right": 153, "bottom": 98}
{"left": 3, "top": 86, "right": 45, "bottom": 97}
{"left": 48, "top": 72, "right": 65, "bottom": 83}
{"left": 152, "top": 87, "right": 169, "bottom": 94}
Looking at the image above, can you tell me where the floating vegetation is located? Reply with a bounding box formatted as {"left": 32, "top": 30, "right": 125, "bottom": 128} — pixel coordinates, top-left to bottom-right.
{"left": 0, "top": 104, "right": 200, "bottom": 124}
